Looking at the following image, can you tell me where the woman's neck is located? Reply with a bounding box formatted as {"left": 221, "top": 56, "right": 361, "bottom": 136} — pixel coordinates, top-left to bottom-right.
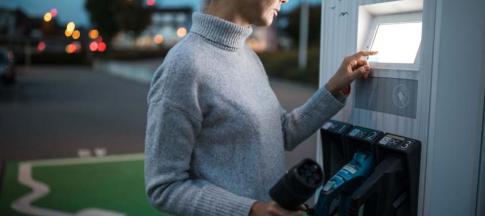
{"left": 205, "top": 3, "right": 251, "bottom": 27}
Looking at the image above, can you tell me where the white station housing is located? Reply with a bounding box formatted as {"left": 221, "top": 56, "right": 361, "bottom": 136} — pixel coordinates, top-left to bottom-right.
{"left": 317, "top": 0, "right": 485, "bottom": 215}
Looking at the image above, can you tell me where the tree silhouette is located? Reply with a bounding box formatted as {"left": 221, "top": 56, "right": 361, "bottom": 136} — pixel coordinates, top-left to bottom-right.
{"left": 85, "top": 0, "right": 151, "bottom": 44}
{"left": 286, "top": 5, "right": 322, "bottom": 47}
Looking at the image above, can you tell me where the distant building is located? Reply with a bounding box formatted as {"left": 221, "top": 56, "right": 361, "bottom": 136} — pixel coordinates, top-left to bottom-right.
{"left": 112, "top": 7, "right": 192, "bottom": 50}
{"left": 0, "top": 8, "right": 39, "bottom": 42}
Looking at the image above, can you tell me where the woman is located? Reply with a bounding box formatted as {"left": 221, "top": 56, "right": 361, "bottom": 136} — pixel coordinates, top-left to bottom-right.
{"left": 144, "top": 0, "right": 375, "bottom": 215}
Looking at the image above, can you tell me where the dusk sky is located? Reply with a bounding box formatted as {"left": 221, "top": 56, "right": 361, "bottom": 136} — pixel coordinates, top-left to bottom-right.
{"left": 0, "top": 0, "right": 321, "bottom": 27}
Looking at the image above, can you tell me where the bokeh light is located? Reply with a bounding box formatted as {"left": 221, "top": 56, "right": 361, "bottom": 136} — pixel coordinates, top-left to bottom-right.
{"left": 66, "top": 22, "right": 76, "bottom": 32}
{"left": 153, "top": 34, "right": 164, "bottom": 45}
{"left": 50, "top": 8, "right": 58, "bottom": 17}
{"left": 43, "top": 12, "right": 52, "bottom": 22}
{"left": 65, "top": 29, "right": 73, "bottom": 37}
{"left": 89, "top": 41, "right": 98, "bottom": 52}
{"left": 146, "top": 0, "right": 156, "bottom": 6}
{"left": 98, "top": 42, "right": 107, "bottom": 52}
{"left": 37, "top": 41, "right": 46, "bottom": 52}
{"left": 176, "top": 27, "right": 187, "bottom": 38}
{"left": 89, "top": 29, "right": 99, "bottom": 40}
{"left": 72, "top": 30, "right": 81, "bottom": 40}
{"left": 65, "top": 43, "right": 77, "bottom": 54}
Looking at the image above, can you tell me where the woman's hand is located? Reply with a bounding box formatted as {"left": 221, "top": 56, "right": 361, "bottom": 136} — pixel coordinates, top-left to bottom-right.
{"left": 249, "top": 201, "right": 304, "bottom": 216}
{"left": 325, "top": 51, "right": 378, "bottom": 95}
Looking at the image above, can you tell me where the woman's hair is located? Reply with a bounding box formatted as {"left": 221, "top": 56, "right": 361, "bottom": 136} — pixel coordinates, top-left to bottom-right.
{"left": 202, "top": 0, "right": 211, "bottom": 11}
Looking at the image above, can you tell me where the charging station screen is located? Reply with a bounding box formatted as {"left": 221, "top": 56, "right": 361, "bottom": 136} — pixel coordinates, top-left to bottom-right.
{"left": 368, "top": 22, "right": 422, "bottom": 64}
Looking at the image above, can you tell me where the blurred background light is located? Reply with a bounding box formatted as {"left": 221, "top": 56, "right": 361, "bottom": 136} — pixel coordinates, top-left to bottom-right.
{"left": 146, "top": 0, "right": 156, "bottom": 7}
{"left": 37, "top": 41, "right": 46, "bottom": 52}
{"left": 153, "top": 34, "right": 164, "bottom": 45}
{"left": 43, "top": 12, "right": 52, "bottom": 22}
{"left": 66, "top": 22, "right": 76, "bottom": 32}
{"left": 72, "top": 30, "right": 81, "bottom": 40}
{"left": 98, "top": 42, "right": 107, "bottom": 52}
{"left": 50, "top": 8, "right": 58, "bottom": 17}
{"left": 89, "top": 41, "right": 98, "bottom": 52}
{"left": 65, "top": 29, "right": 73, "bottom": 37}
{"left": 89, "top": 29, "right": 99, "bottom": 40}
{"left": 65, "top": 43, "right": 77, "bottom": 54}
{"left": 176, "top": 27, "right": 187, "bottom": 38}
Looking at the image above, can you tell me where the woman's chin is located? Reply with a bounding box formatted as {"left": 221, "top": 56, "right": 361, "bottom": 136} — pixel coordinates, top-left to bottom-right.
{"left": 254, "top": 17, "right": 274, "bottom": 27}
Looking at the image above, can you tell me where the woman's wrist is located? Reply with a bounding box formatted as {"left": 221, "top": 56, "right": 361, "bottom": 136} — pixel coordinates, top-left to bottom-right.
{"left": 325, "top": 82, "right": 351, "bottom": 97}
{"left": 324, "top": 82, "right": 339, "bottom": 95}
{"left": 249, "top": 201, "right": 264, "bottom": 216}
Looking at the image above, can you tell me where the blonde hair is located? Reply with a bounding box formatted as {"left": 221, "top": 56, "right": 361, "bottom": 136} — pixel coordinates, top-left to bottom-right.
{"left": 202, "top": 0, "right": 212, "bottom": 11}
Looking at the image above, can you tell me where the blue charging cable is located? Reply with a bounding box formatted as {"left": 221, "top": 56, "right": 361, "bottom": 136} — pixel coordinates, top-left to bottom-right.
{"left": 313, "top": 151, "right": 374, "bottom": 216}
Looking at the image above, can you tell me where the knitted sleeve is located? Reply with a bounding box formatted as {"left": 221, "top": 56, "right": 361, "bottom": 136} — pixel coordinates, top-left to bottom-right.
{"left": 280, "top": 87, "right": 346, "bottom": 151}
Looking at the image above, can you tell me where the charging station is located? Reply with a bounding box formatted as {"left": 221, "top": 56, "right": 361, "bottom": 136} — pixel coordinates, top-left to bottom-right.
{"left": 316, "top": 0, "right": 485, "bottom": 215}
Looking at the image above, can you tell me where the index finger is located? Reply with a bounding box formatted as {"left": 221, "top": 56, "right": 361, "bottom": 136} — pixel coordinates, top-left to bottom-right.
{"left": 351, "top": 51, "right": 378, "bottom": 59}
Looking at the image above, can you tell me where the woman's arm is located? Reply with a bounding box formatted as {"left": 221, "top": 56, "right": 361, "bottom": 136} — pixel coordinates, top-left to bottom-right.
{"left": 281, "top": 51, "right": 377, "bottom": 151}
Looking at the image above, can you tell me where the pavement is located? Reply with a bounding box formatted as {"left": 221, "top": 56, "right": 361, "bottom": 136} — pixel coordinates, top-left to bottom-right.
{"left": 0, "top": 66, "right": 150, "bottom": 160}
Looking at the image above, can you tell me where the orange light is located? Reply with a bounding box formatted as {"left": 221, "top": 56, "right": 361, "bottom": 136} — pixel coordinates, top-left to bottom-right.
{"left": 72, "top": 30, "right": 81, "bottom": 40}
{"left": 89, "top": 29, "right": 99, "bottom": 40}
{"left": 89, "top": 41, "right": 98, "bottom": 52}
{"left": 37, "top": 41, "right": 46, "bottom": 52}
{"left": 65, "top": 29, "right": 73, "bottom": 37}
{"left": 43, "top": 12, "right": 52, "bottom": 22}
{"left": 65, "top": 43, "right": 77, "bottom": 54}
{"left": 176, "top": 27, "right": 187, "bottom": 38}
{"left": 153, "top": 34, "right": 164, "bottom": 44}
{"left": 98, "top": 42, "right": 107, "bottom": 52}
{"left": 50, "top": 8, "right": 58, "bottom": 17}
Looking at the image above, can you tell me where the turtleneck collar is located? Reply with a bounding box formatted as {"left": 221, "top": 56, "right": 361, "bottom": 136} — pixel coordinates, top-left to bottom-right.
{"left": 190, "top": 12, "right": 253, "bottom": 51}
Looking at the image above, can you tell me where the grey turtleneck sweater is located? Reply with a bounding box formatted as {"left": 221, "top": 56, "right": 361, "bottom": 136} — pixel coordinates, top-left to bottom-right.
{"left": 144, "top": 12, "right": 345, "bottom": 216}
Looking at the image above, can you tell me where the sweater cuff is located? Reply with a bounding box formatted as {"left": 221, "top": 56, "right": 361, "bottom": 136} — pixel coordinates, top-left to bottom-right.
{"left": 195, "top": 186, "right": 257, "bottom": 216}
{"left": 301, "top": 87, "right": 346, "bottom": 119}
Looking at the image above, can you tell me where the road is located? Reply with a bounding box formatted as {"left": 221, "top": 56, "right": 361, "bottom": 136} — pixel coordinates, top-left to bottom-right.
{"left": 0, "top": 65, "right": 318, "bottom": 168}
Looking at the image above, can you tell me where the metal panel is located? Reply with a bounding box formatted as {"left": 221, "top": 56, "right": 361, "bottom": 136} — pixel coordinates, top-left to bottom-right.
{"left": 354, "top": 77, "right": 418, "bottom": 118}
{"left": 424, "top": 0, "right": 485, "bottom": 215}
